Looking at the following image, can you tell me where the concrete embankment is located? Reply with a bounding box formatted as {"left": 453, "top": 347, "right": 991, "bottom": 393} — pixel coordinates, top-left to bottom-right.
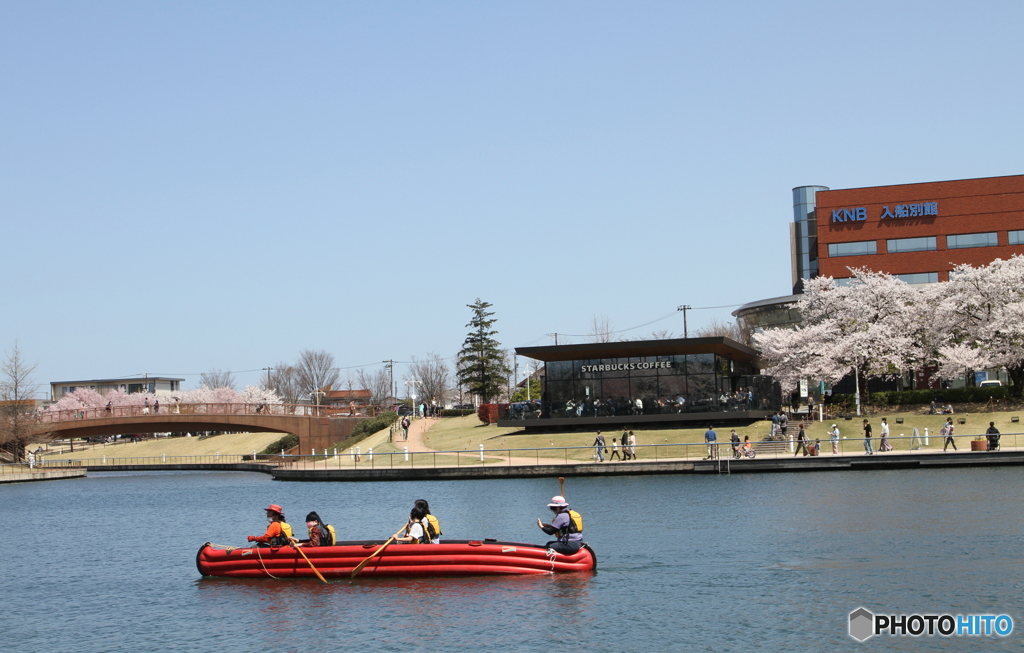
{"left": 270, "top": 449, "right": 1024, "bottom": 481}
{"left": 0, "top": 469, "right": 87, "bottom": 484}
{"left": 84, "top": 462, "right": 276, "bottom": 474}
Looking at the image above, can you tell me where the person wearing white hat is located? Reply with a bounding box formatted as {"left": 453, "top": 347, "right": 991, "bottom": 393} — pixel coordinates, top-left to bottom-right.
{"left": 829, "top": 424, "right": 840, "bottom": 455}
{"left": 536, "top": 496, "right": 583, "bottom": 555}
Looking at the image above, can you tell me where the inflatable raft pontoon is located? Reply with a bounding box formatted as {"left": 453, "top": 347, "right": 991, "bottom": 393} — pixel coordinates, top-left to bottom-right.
{"left": 196, "top": 540, "right": 596, "bottom": 578}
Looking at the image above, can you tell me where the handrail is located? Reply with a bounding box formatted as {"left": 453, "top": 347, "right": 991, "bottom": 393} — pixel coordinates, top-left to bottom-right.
{"left": 49, "top": 432, "right": 1022, "bottom": 469}
{"left": 35, "top": 403, "right": 393, "bottom": 424}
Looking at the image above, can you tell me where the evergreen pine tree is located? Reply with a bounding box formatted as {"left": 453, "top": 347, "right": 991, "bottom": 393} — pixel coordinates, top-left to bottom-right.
{"left": 456, "top": 299, "right": 510, "bottom": 404}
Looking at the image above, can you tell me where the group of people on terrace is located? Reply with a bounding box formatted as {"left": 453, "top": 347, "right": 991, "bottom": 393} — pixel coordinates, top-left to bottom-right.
{"left": 553, "top": 388, "right": 764, "bottom": 419}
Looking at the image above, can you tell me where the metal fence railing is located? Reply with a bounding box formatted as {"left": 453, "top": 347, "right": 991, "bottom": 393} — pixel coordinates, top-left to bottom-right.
{"left": 1, "top": 460, "right": 83, "bottom": 474}
{"left": 49, "top": 430, "right": 1022, "bottom": 470}
{"left": 35, "top": 402, "right": 394, "bottom": 424}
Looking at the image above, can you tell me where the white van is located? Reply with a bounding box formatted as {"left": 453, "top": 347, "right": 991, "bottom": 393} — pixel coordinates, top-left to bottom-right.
{"left": 979, "top": 380, "right": 1003, "bottom": 387}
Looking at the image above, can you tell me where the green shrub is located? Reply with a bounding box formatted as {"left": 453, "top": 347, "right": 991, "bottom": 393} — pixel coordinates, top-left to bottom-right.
{"left": 834, "top": 386, "right": 1010, "bottom": 407}
{"left": 439, "top": 409, "right": 476, "bottom": 417}
{"left": 330, "top": 411, "right": 399, "bottom": 450}
{"left": 259, "top": 433, "right": 299, "bottom": 455}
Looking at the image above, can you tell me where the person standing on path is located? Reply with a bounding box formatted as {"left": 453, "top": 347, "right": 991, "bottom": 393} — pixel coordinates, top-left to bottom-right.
{"left": 942, "top": 417, "right": 957, "bottom": 451}
{"left": 829, "top": 424, "right": 840, "bottom": 455}
{"left": 627, "top": 431, "right": 637, "bottom": 460}
{"left": 731, "top": 429, "right": 741, "bottom": 459}
{"left": 862, "top": 419, "right": 874, "bottom": 455}
{"left": 704, "top": 426, "right": 718, "bottom": 460}
{"left": 878, "top": 418, "right": 892, "bottom": 452}
{"left": 986, "top": 422, "right": 1001, "bottom": 451}
{"left": 593, "top": 430, "right": 606, "bottom": 462}
{"left": 401, "top": 416, "right": 410, "bottom": 440}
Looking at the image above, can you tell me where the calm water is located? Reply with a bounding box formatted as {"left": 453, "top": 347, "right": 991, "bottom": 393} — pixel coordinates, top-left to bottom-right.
{"left": 3, "top": 468, "right": 1022, "bottom": 652}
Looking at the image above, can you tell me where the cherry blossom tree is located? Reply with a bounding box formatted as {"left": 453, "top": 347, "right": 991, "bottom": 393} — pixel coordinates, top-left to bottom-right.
{"left": 931, "top": 256, "right": 1024, "bottom": 395}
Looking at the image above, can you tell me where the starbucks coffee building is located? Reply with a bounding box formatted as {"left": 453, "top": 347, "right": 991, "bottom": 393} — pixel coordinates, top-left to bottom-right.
{"left": 499, "top": 337, "right": 781, "bottom": 429}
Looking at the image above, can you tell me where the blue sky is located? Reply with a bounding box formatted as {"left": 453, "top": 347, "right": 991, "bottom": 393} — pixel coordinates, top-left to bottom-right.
{"left": 2, "top": 1, "right": 1022, "bottom": 394}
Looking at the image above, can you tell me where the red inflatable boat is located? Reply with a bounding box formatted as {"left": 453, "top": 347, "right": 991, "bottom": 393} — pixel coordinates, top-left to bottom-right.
{"left": 196, "top": 540, "right": 596, "bottom": 579}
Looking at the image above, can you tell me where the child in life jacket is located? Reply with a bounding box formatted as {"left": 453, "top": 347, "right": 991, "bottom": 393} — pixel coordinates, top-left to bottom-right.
{"left": 394, "top": 506, "right": 428, "bottom": 544}
{"left": 410, "top": 499, "right": 441, "bottom": 544}
{"left": 247, "top": 504, "right": 294, "bottom": 547}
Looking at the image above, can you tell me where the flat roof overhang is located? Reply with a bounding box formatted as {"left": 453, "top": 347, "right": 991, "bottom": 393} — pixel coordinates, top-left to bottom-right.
{"left": 515, "top": 337, "right": 762, "bottom": 367}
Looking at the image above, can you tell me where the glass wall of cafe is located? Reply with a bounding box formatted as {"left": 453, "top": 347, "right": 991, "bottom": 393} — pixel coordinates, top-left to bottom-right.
{"left": 541, "top": 354, "right": 780, "bottom": 418}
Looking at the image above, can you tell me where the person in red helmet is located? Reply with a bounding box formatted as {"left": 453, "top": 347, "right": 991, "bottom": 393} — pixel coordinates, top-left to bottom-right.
{"left": 247, "top": 504, "right": 294, "bottom": 547}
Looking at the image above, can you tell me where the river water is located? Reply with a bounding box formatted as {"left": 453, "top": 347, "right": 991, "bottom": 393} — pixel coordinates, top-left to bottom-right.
{"left": 3, "top": 468, "right": 1022, "bottom": 652}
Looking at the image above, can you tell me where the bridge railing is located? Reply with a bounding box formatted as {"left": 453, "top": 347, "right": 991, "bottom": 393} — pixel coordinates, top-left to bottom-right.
{"left": 37, "top": 403, "right": 392, "bottom": 424}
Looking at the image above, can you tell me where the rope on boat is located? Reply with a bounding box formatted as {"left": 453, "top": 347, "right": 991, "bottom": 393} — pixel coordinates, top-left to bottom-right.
{"left": 254, "top": 546, "right": 279, "bottom": 579}
{"left": 546, "top": 548, "right": 558, "bottom": 572}
{"left": 207, "top": 543, "right": 238, "bottom": 551}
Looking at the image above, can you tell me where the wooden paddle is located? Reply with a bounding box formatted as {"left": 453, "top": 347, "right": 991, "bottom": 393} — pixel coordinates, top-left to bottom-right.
{"left": 558, "top": 476, "right": 565, "bottom": 498}
{"left": 350, "top": 524, "right": 406, "bottom": 579}
{"left": 291, "top": 541, "right": 328, "bottom": 584}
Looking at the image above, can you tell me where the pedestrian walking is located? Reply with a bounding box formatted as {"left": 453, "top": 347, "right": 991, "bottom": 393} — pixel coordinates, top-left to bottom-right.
{"left": 794, "top": 423, "right": 809, "bottom": 456}
{"left": 862, "top": 419, "right": 874, "bottom": 455}
{"left": 593, "top": 430, "right": 606, "bottom": 462}
{"left": 609, "top": 438, "right": 622, "bottom": 460}
{"left": 829, "top": 424, "right": 840, "bottom": 455}
{"left": 878, "top": 417, "right": 892, "bottom": 451}
{"left": 942, "top": 417, "right": 957, "bottom": 451}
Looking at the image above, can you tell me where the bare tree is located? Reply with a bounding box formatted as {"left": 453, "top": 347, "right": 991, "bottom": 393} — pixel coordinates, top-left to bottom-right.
{"left": 268, "top": 363, "right": 300, "bottom": 404}
{"left": 407, "top": 353, "right": 451, "bottom": 409}
{"left": 295, "top": 349, "right": 340, "bottom": 404}
{"left": 356, "top": 368, "right": 392, "bottom": 406}
{"left": 0, "top": 343, "right": 45, "bottom": 462}
{"left": 693, "top": 318, "right": 744, "bottom": 341}
{"left": 199, "top": 369, "right": 236, "bottom": 389}
{"left": 589, "top": 314, "right": 615, "bottom": 343}
{"left": 648, "top": 329, "right": 675, "bottom": 340}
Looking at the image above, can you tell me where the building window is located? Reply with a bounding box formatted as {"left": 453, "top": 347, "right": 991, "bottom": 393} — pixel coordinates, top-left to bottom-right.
{"left": 1009, "top": 230, "right": 1024, "bottom": 245}
{"left": 827, "top": 241, "right": 877, "bottom": 257}
{"left": 833, "top": 278, "right": 858, "bottom": 287}
{"left": 886, "top": 236, "right": 937, "bottom": 253}
{"left": 947, "top": 232, "right": 998, "bottom": 249}
{"left": 895, "top": 272, "right": 939, "bottom": 284}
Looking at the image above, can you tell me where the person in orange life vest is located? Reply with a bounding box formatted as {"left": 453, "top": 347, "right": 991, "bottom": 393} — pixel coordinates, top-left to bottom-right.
{"left": 247, "top": 504, "right": 293, "bottom": 546}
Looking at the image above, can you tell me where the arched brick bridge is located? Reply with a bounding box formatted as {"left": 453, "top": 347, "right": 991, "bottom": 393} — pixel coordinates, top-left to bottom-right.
{"left": 36, "top": 404, "right": 377, "bottom": 455}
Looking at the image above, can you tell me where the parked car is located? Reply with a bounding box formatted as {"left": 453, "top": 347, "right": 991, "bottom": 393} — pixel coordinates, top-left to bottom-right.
{"left": 979, "top": 380, "right": 1003, "bottom": 387}
{"left": 453, "top": 404, "right": 475, "bottom": 410}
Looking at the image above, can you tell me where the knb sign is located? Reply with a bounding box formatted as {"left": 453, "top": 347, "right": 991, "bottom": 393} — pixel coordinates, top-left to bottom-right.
{"left": 832, "top": 202, "right": 939, "bottom": 223}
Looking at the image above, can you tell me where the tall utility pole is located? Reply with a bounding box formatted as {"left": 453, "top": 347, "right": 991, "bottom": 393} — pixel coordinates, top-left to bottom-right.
{"left": 547, "top": 332, "right": 559, "bottom": 345}
{"left": 677, "top": 305, "right": 691, "bottom": 338}
{"left": 263, "top": 367, "right": 273, "bottom": 389}
{"left": 382, "top": 360, "right": 394, "bottom": 404}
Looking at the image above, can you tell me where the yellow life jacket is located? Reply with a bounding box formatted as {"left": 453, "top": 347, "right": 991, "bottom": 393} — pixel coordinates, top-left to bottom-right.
{"left": 324, "top": 523, "right": 336, "bottom": 546}
{"left": 423, "top": 514, "right": 442, "bottom": 542}
{"left": 558, "top": 510, "right": 584, "bottom": 537}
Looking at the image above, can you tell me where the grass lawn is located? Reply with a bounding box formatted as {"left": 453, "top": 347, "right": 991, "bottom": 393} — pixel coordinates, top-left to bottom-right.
{"left": 33, "top": 410, "right": 1024, "bottom": 462}
{"left": 36, "top": 432, "right": 288, "bottom": 460}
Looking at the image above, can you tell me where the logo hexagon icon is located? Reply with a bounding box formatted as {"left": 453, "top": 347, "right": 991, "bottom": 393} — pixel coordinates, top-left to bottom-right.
{"left": 849, "top": 607, "right": 874, "bottom": 642}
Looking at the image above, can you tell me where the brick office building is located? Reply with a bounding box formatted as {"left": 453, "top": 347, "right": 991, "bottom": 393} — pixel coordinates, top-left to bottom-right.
{"left": 740, "top": 173, "right": 1024, "bottom": 335}
{"left": 735, "top": 173, "right": 1024, "bottom": 391}
{"left": 796, "top": 173, "right": 1024, "bottom": 288}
